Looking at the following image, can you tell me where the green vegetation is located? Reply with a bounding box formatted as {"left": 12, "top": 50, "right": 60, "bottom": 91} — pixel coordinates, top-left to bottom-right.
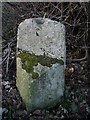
{"left": 18, "top": 50, "right": 64, "bottom": 79}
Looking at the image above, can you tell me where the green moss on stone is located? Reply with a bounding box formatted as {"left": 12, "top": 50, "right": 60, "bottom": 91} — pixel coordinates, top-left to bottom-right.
{"left": 32, "top": 72, "right": 39, "bottom": 79}
{"left": 18, "top": 50, "right": 64, "bottom": 78}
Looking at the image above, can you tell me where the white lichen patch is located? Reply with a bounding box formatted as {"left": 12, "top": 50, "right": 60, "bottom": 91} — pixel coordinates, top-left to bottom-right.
{"left": 33, "top": 63, "right": 50, "bottom": 77}
{"left": 17, "top": 18, "right": 66, "bottom": 62}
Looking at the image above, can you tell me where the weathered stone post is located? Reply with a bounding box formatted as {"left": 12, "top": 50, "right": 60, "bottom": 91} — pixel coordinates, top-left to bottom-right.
{"left": 17, "top": 18, "right": 66, "bottom": 111}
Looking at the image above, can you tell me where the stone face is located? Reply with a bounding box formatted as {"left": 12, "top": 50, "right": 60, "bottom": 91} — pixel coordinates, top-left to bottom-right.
{"left": 17, "top": 18, "right": 66, "bottom": 111}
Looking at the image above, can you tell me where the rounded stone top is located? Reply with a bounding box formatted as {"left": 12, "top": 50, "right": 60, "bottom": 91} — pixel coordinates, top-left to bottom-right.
{"left": 17, "top": 18, "right": 66, "bottom": 62}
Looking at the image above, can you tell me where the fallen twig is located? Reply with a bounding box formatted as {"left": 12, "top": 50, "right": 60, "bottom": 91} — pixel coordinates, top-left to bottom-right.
{"left": 67, "top": 47, "right": 88, "bottom": 62}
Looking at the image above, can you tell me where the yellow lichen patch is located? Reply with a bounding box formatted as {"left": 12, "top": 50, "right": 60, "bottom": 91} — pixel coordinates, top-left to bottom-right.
{"left": 16, "top": 58, "right": 30, "bottom": 109}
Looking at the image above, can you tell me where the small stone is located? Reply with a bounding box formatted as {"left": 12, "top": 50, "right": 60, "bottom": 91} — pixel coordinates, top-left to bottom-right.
{"left": 60, "top": 115, "right": 64, "bottom": 119}
{"left": 33, "top": 110, "right": 41, "bottom": 116}
{"left": 3, "top": 81, "right": 10, "bottom": 86}
{"left": 5, "top": 85, "right": 10, "bottom": 89}
{"left": 49, "top": 114, "right": 54, "bottom": 119}
{"left": 68, "top": 67, "right": 74, "bottom": 73}
{"left": 54, "top": 115, "right": 59, "bottom": 119}
{"left": 65, "top": 66, "right": 74, "bottom": 77}
{"left": 56, "top": 111, "right": 61, "bottom": 115}
{"left": 63, "top": 108, "right": 68, "bottom": 113}
{"left": 2, "top": 108, "right": 8, "bottom": 114}
{"left": 86, "top": 107, "right": 90, "bottom": 113}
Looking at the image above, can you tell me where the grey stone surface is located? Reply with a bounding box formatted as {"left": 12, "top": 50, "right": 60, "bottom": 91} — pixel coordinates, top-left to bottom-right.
{"left": 17, "top": 18, "right": 65, "bottom": 61}
{"left": 17, "top": 18, "right": 66, "bottom": 111}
